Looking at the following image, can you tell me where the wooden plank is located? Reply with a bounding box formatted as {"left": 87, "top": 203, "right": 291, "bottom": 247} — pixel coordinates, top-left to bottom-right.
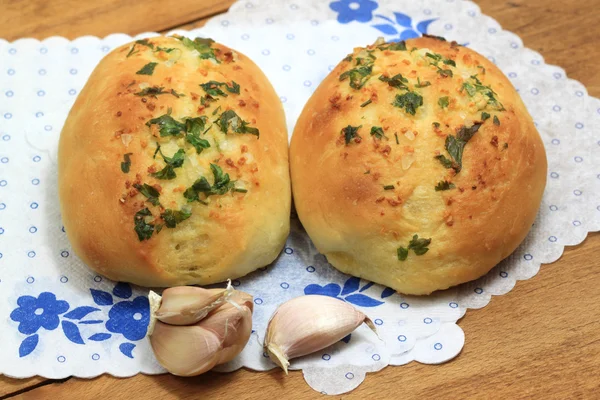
{"left": 3, "top": 0, "right": 600, "bottom": 397}
{"left": 15, "top": 234, "right": 600, "bottom": 399}
{"left": 0, "top": 377, "right": 47, "bottom": 398}
{"left": 0, "top": 0, "right": 236, "bottom": 41}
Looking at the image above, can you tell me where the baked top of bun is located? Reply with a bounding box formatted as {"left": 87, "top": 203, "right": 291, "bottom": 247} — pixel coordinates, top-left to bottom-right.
{"left": 290, "top": 36, "right": 547, "bottom": 295}
{"left": 59, "top": 36, "right": 290, "bottom": 287}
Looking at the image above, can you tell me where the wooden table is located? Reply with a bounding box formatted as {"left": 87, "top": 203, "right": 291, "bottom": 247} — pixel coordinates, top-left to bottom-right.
{"left": 1, "top": 0, "right": 599, "bottom": 398}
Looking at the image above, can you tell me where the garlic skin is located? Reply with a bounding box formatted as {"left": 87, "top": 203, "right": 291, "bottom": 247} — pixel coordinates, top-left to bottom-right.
{"left": 155, "top": 285, "right": 233, "bottom": 325}
{"left": 264, "top": 295, "right": 377, "bottom": 374}
{"left": 148, "top": 285, "right": 253, "bottom": 377}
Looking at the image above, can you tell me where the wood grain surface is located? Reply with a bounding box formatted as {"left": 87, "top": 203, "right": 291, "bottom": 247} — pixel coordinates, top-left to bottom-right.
{"left": 1, "top": 0, "right": 599, "bottom": 398}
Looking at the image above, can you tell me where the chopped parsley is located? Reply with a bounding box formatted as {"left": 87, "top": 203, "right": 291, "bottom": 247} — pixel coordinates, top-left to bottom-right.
{"left": 423, "top": 34, "right": 447, "bottom": 41}
{"left": 370, "top": 126, "right": 386, "bottom": 140}
{"left": 134, "top": 208, "right": 155, "bottom": 241}
{"left": 461, "top": 75, "right": 505, "bottom": 111}
{"left": 377, "top": 41, "right": 407, "bottom": 51}
{"left": 379, "top": 73, "right": 409, "bottom": 89}
{"left": 151, "top": 147, "right": 185, "bottom": 180}
{"left": 343, "top": 55, "right": 353, "bottom": 62}
{"left": 481, "top": 112, "right": 491, "bottom": 121}
{"left": 175, "top": 35, "right": 219, "bottom": 63}
{"left": 434, "top": 180, "right": 456, "bottom": 191}
{"left": 134, "top": 86, "right": 182, "bottom": 98}
{"left": 360, "top": 99, "right": 372, "bottom": 107}
{"left": 395, "top": 133, "right": 399, "bottom": 144}
{"left": 161, "top": 208, "right": 192, "bottom": 228}
{"left": 397, "top": 234, "right": 432, "bottom": 261}
{"left": 392, "top": 92, "right": 423, "bottom": 115}
{"left": 383, "top": 185, "right": 395, "bottom": 190}
{"left": 184, "top": 116, "right": 211, "bottom": 153}
{"left": 146, "top": 110, "right": 186, "bottom": 137}
{"left": 503, "top": 142, "right": 509, "bottom": 150}
{"left": 215, "top": 109, "right": 259, "bottom": 137}
{"left": 341, "top": 125, "right": 362, "bottom": 144}
{"left": 200, "top": 80, "right": 240, "bottom": 98}
{"left": 127, "top": 39, "right": 154, "bottom": 57}
{"left": 184, "top": 163, "right": 239, "bottom": 201}
{"left": 425, "top": 52, "right": 454, "bottom": 77}
{"left": 436, "top": 123, "right": 483, "bottom": 173}
{"left": 493, "top": 115, "right": 500, "bottom": 125}
{"left": 438, "top": 96, "right": 449, "bottom": 109}
{"left": 155, "top": 46, "right": 176, "bottom": 53}
{"left": 133, "top": 183, "right": 161, "bottom": 206}
{"left": 340, "top": 65, "right": 373, "bottom": 89}
{"left": 415, "top": 77, "right": 431, "bottom": 88}
{"left": 433, "top": 122, "right": 441, "bottom": 129}
{"left": 136, "top": 62, "right": 158, "bottom": 76}
{"left": 121, "top": 153, "right": 133, "bottom": 173}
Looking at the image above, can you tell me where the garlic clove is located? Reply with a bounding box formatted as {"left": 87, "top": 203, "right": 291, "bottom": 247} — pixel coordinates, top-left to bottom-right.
{"left": 264, "top": 295, "right": 377, "bottom": 374}
{"left": 155, "top": 285, "right": 233, "bottom": 325}
{"left": 150, "top": 320, "right": 222, "bottom": 377}
{"left": 200, "top": 300, "right": 253, "bottom": 365}
{"left": 148, "top": 287, "right": 254, "bottom": 376}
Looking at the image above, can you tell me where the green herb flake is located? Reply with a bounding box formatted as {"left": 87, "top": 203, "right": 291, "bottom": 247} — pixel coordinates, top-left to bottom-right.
{"left": 392, "top": 92, "right": 423, "bottom": 115}
{"left": 360, "top": 99, "right": 372, "bottom": 107}
{"left": 397, "top": 234, "right": 431, "bottom": 261}
{"left": 383, "top": 185, "right": 395, "bottom": 190}
{"left": 503, "top": 142, "right": 509, "bottom": 150}
{"left": 388, "top": 41, "right": 407, "bottom": 51}
{"left": 439, "top": 123, "right": 483, "bottom": 173}
{"left": 438, "top": 96, "right": 450, "bottom": 109}
{"left": 343, "top": 55, "right": 353, "bottom": 62}
{"left": 127, "top": 39, "right": 154, "bottom": 57}
{"left": 133, "top": 183, "right": 161, "bottom": 206}
{"left": 339, "top": 65, "right": 373, "bottom": 90}
{"left": 136, "top": 62, "right": 158, "bottom": 76}
{"left": 435, "top": 154, "right": 455, "bottom": 169}
{"left": 184, "top": 163, "right": 239, "bottom": 201}
{"left": 370, "top": 126, "right": 386, "bottom": 140}
{"left": 134, "top": 86, "right": 167, "bottom": 98}
{"left": 394, "top": 133, "right": 399, "bottom": 144}
{"left": 397, "top": 247, "right": 408, "bottom": 261}
{"left": 134, "top": 208, "right": 155, "bottom": 241}
{"left": 341, "top": 125, "right": 362, "bottom": 145}
{"left": 379, "top": 73, "right": 409, "bottom": 89}
{"left": 161, "top": 208, "right": 192, "bottom": 228}
{"left": 170, "top": 89, "right": 184, "bottom": 98}
{"left": 423, "top": 34, "right": 447, "bottom": 41}
{"left": 146, "top": 111, "right": 186, "bottom": 137}
{"left": 175, "top": 36, "right": 219, "bottom": 63}
{"left": 233, "top": 188, "right": 248, "bottom": 193}
{"left": 415, "top": 77, "right": 431, "bottom": 88}
{"left": 433, "top": 122, "right": 441, "bottom": 129}
{"left": 434, "top": 180, "right": 456, "bottom": 191}
{"left": 463, "top": 75, "right": 505, "bottom": 111}
{"left": 151, "top": 148, "right": 185, "bottom": 180}
{"left": 225, "top": 81, "right": 240, "bottom": 94}
{"left": 493, "top": 115, "right": 500, "bottom": 126}
{"left": 215, "top": 109, "right": 259, "bottom": 137}
{"left": 121, "top": 153, "right": 133, "bottom": 173}
{"left": 481, "top": 112, "right": 491, "bottom": 121}
{"left": 155, "top": 46, "right": 176, "bottom": 53}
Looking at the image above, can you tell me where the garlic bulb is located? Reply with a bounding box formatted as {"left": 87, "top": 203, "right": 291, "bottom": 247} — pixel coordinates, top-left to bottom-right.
{"left": 148, "top": 284, "right": 253, "bottom": 376}
{"left": 264, "top": 295, "right": 377, "bottom": 374}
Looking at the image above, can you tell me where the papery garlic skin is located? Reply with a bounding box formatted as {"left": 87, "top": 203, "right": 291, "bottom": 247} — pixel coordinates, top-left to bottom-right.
{"left": 155, "top": 284, "right": 233, "bottom": 325}
{"left": 264, "top": 295, "right": 377, "bottom": 374}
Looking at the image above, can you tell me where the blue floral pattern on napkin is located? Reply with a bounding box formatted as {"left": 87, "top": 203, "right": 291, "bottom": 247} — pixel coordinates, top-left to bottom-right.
{"left": 10, "top": 282, "right": 149, "bottom": 359}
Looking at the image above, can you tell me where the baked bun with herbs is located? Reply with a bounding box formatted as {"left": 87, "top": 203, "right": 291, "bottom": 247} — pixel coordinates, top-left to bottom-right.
{"left": 290, "top": 36, "right": 547, "bottom": 295}
{"left": 59, "top": 36, "right": 290, "bottom": 287}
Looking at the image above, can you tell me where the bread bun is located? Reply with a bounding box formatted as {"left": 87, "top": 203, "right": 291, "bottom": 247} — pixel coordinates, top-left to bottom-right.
{"left": 290, "top": 37, "right": 547, "bottom": 295}
{"left": 59, "top": 36, "right": 290, "bottom": 287}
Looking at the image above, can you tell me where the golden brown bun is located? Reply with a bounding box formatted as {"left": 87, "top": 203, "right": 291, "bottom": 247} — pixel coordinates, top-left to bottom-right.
{"left": 59, "top": 36, "right": 290, "bottom": 287}
{"left": 290, "top": 37, "right": 547, "bottom": 295}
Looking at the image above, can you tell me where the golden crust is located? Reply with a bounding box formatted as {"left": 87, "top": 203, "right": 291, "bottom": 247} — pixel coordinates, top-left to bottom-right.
{"left": 58, "top": 36, "right": 290, "bottom": 287}
{"left": 290, "top": 37, "right": 547, "bottom": 295}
